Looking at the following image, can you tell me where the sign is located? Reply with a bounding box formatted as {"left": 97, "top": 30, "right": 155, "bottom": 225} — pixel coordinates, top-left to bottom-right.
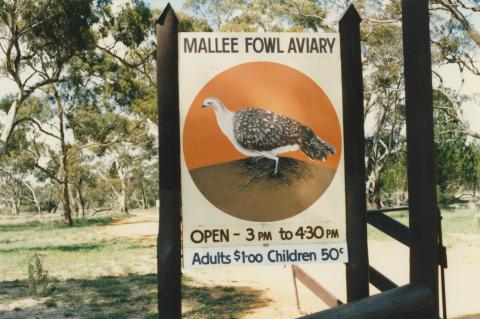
{"left": 179, "top": 33, "right": 347, "bottom": 267}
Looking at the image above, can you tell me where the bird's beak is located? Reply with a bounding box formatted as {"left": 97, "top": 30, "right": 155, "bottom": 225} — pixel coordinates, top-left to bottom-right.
{"left": 201, "top": 104, "right": 208, "bottom": 108}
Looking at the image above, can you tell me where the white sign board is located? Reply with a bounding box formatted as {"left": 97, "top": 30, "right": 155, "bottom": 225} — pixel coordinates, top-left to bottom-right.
{"left": 179, "top": 33, "right": 347, "bottom": 267}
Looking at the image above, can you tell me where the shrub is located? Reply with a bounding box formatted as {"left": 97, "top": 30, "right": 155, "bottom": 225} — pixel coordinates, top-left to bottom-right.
{"left": 27, "top": 253, "right": 55, "bottom": 297}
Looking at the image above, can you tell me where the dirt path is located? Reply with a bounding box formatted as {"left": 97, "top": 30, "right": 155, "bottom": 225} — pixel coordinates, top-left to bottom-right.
{"left": 104, "top": 211, "right": 158, "bottom": 241}
{"left": 110, "top": 212, "right": 480, "bottom": 319}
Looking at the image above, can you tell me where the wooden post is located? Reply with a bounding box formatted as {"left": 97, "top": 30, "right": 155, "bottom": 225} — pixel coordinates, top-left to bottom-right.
{"left": 156, "top": 4, "right": 181, "bottom": 319}
{"left": 339, "top": 4, "right": 369, "bottom": 301}
{"left": 402, "top": 0, "right": 439, "bottom": 318}
{"left": 299, "top": 284, "right": 434, "bottom": 319}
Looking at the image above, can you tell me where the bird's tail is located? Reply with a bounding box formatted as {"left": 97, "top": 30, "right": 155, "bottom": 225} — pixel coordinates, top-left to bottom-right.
{"left": 300, "top": 128, "right": 336, "bottom": 161}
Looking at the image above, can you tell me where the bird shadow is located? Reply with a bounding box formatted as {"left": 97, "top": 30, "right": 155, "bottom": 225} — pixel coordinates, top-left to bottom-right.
{"left": 237, "top": 157, "right": 310, "bottom": 186}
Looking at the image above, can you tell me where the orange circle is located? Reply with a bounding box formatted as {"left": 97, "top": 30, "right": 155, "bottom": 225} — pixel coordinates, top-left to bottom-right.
{"left": 184, "top": 62, "right": 342, "bottom": 171}
{"left": 183, "top": 62, "right": 342, "bottom": 221}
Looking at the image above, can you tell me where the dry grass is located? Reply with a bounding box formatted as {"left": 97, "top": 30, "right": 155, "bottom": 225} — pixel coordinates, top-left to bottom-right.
{"left": 367, "top": 207, "right": 480, "bottom": 247}
{"left": 0, "top": 209, "right": 267, "bottom": 319}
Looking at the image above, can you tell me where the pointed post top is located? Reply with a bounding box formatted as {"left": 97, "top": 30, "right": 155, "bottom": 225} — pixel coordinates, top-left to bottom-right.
{"left": 157, "top": 3, "right": 178, "bottom": 26}
{"left": 340, "top": 4, "right": 362, "bottom": 25}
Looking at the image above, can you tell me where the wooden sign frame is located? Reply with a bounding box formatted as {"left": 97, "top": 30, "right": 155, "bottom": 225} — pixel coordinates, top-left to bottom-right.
{"left": 155, "top": 1, "right": 441, "bottom": 318}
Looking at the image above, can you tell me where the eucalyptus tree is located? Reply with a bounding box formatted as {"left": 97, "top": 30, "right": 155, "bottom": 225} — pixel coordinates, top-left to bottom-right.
{"left": 65, "top": 50, "right": 156, "bottom": 214}
{"left": 0, "top": 0, "right": 159, "bottom": 223}
{"left": 0, "top": 95, "right": 47, "bottom": 215}
{"left": 7, "top": 87, "right": 79, "bottom": 225}
{"left": 184, "top": 0, "right": 332, "bottom": 31}
{"left": 69, "top": 155, "right": 96, "bottom": 217}
{"left": 0, "top": 0, "right": 100, "bottom": 157}
{"left": 129, "top": 161, "right": 158, "bottom": 209}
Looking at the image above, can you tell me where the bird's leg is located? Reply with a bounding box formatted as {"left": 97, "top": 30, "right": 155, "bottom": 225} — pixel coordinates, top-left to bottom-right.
{"left": 260, "top": 153, "right": 279, "bottom": 176}
{"left": 243, "top": 154, "right": 279, "bottom": 185}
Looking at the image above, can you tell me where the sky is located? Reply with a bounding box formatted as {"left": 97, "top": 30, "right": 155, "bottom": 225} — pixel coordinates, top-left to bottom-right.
{"left": 146, "top": 0, "right": 184, "bottom": 11}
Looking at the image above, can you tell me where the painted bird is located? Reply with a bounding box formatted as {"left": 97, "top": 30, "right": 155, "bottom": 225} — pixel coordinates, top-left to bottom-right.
{"left": 202, "top": 97, "right": 336, "bottom": 174}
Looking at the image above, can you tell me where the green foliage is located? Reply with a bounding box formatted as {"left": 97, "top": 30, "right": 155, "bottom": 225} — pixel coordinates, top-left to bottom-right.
{"left": 184, "top": 0, "right": 331, "bottom": 32}
{"left": 112, "top": 0, "right": 152, "bottom": 47}
{"left": 378, "top": 150, "right": 408, "bottom": 206}
{"left": 178, "top": 12, "right": 212, "bottom": 32}
{"left": 27, "top": 253, "right": 55, "bottom": 297}
{"left": 21, "top": 0, "right": 98, "bottom": 59}
{"left": 433, "top": 91, "right": 474, "bottom": 204}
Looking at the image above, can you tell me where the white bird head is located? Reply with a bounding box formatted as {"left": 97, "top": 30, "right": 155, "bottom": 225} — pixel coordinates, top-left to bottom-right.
{"left": 202, "top": 97, "right": 226, "bottom": 112}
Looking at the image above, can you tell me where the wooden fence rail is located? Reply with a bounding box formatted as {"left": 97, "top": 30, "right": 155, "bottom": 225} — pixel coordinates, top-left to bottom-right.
{"left": 298, "top": 284, "right": 434, "bottom": 319}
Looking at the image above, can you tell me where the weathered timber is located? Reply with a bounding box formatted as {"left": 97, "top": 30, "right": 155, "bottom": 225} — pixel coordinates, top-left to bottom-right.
{"left": 366, "top": 212, "right": 410, "bottom": 246}
{"left": 369, "top": 266, "right": 398, "bottom": 292}
{"left": 292, "top": 265, "right": 343, "bottom": 309}
{"left": 298, "top": 284, "right": 434, "bottom": 319}
{"left": 156, "top": 4, "right": 181, "bottom": 319}
{"left": 340, "top": 4, "right": 369, "bottom": 301}
{"left": 402, "top": 0, "right": 439, "bottom": 317}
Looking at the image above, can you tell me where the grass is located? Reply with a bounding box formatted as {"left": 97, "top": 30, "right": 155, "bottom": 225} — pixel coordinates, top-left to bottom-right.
{"left": 4, "top": 206, "right": 475, "bottom": 318}
{"left": 0, "top": 216, "right": 155, "bottom": 281}
{"left": 0, "top": 274, "right": 265, "bottom": 319}
{"left": 0, "top": 209, "right": 267, "bottom": 318}
{"left": 0, "top": 214, "right": 128, "bottom": 232}
{"left": 367, "top": 207, "right": 480, "bottom": 246}
{"left": 183, "top": 284, "right": 267, "bottom": 319}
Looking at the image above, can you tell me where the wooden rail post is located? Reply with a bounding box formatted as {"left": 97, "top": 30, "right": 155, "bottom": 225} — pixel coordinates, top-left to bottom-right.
{"left": 156, "top": 4, "right": 181, "bottom": 319}
{"left": 339, "top": 4, "right": 369, "bottom": 301}
{"left": 299, "top": 284, "right": 434, "bottom": 319}
{"left": 402, "top": 0, "right": 439, "bottom": 317}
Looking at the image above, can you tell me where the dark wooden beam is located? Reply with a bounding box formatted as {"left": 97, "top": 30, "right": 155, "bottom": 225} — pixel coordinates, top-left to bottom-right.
{"left": 367, "top": 206, "right": 409, "bottom": 214}
{"left": 156, "top": 4, "right": 181, "bottom": 319}
{"left": 369, "top": 266, "right": 399, "bottom": 292}
{"left": 367, "top": 212, "right": 410, "bottom": 246}
{"left": 402, "top": 0, "right": 439, "bottom": 317}
{"left": 339, "top": 4, "right": 370, "bottom": 302}
{"left": 298, "top": 284, "right": 434, "bottom": 319}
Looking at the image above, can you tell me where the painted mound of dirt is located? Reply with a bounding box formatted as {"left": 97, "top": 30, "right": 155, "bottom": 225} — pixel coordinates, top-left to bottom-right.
{"left": 189, "top": 157, "right": 336, "bottom": 221}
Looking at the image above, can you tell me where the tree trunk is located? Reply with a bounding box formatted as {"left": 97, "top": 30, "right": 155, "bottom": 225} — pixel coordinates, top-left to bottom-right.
{"left": 117, "top": 191, "right": 128, "bottom": 213}
{"left": 56, "top": 90, "right": 73, "bottom": 227}
{"left": 367, "top": 165, "right": 383, "bottom": 209}
{"left": 62, "top": 181, "right": 73, "bottom": 226}
{"left": 12, "top": 202, "right": 18, "bottom": 216}
{"left": 0, "top": 96, "right": 21, "bottom": 158}
{"left": 31, "top": 189, "right": 42, "bottom": 216}
{"left": 22, "top": 180, "right": 42, "bottom": 216}
{"left": 9, "top": 197, "right": 19, "bottom": 216}
{"left": 117, "top": 165, "right": 129, "bottom": 214}
{"left": 372, "top": 181, "right": 383, "bottom": 208}
{"left": 70, "top": 187, "right": 79, "bottom": 218}
{"left": 77, "top": 186, "right": 86, "bottom": 217}
{"left": 140, "top": 183, "right": 148, "bottom": 209}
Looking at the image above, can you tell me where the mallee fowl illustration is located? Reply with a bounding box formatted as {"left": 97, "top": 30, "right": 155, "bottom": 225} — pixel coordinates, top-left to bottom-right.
{"left": 202, "top": 97, "right": 336, "bottom": 175}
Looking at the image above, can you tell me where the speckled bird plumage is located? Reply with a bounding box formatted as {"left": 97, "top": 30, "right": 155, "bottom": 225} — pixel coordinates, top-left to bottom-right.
{"left": 202, "top": 97, "right": 336, "bottom": 174}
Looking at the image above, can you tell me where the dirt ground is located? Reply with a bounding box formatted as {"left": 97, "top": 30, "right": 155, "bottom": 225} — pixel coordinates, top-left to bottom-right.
{"left": 109, "top": 211, "right": 480, "bottom": 319}
{"left": 189, "top": 158, "right": 336, "bottom": 221}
